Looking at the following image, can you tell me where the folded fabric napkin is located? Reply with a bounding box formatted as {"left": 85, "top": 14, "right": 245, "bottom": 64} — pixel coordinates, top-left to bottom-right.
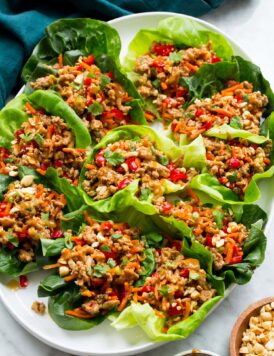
{"left": 0, "top": 0, "right": 224, "bottom": 108}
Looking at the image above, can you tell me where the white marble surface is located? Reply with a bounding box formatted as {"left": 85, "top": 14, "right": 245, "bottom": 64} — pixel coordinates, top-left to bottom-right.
{"left": 1, "top": 1, "right": 274, "bottom": 355}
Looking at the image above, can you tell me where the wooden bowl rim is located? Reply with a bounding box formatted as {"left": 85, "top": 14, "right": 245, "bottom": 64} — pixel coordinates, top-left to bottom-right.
{"left": 230, "top": 296, "right": 274, "bottom": 356}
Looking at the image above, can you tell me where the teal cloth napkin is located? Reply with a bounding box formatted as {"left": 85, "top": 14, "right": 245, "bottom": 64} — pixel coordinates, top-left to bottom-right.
{"left": 0, "top": 0, "right": 224, "bottom": 108}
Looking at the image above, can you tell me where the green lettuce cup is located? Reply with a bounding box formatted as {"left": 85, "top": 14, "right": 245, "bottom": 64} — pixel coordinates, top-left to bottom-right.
{"left": 0, "top": 90, "right": 91, "bottom": 185}
{"left": 79, "top": 125, "right": 207, "bottom": 214}
{"left": 0, "top": 165, "right": 83, "bottom": 278}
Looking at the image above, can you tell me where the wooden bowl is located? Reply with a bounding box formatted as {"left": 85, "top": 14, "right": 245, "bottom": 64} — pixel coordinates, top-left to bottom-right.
{"left": 230, "top": 296, "right": 274, "bottom": 356}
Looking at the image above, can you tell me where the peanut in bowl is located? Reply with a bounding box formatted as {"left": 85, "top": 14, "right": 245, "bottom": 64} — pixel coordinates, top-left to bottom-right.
{"left": 230, "top": 297, "right": 274, "bottom": 355}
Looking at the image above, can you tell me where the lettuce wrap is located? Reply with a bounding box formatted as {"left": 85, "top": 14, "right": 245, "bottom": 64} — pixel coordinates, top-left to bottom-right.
{"left": 22, "top": 18, "right": 121, "bottom": 84}
{"left": 0, "top": 90, "right": 91, "bottom": 150}
{"left": 37, "top": 209, "right": 224, "bottom": 336}
{"left": 0, "top": 165, "right": 84, "bottom": 277}
{"left": 79, "top": 125, "right": 207, "bottom": 213}
{"left": 123, "top": 16, "right": 234, "bottom": 73}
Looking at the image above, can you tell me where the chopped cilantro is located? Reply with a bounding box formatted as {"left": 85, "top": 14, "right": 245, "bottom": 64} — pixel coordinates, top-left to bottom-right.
{"left": 87, "top": 265, "right": 92, "bottom": 276}
{"left": 173, "top": 198, "right": 181, "bottom": 206}
{"left": 140, "top": 188, "right": 152, "bottom": 201}
{"left": 230, "top": 116, "right": 242, "bottom": 129}
{"left": 111, "top": 233, "right": 122, "bottom": 240}
{"left": 152, "top": 79, "right": 160, "bottom": 89}
{"left": 7, "top": 229, "right": 19, "bottom": 247}
{"left": 159, "top": 285, "right": 172, "bottom": 295}
{"left": 213, "top": 209, "right": 224, "bottom": 229}
{"left": 19, "top": 133, "right": 33, "bottom": 142}
{"left": 243, "top": 94, "right": 249, "bottom": 102}
{"left": 88, "top": 102, "right": 104, "bottom": 116}
{"left": 103, "top": 149, "right": 125, "bottom": 166}
{"left": 121, "top": 257, "right": 129, "bottom": 266}
{"left": 41, "top": 212, "right": 49, "bottom": 221}
{"left": 87, "top": 72, "right": 97, "bottom": 79}
{"left": 101, "top": 244, "right": 111, "bottom": 252}
{"left": 226, "top": 144, "right": 232, "bottom": 152}
{"left": 35, "top": 134, "right": 44, "bottom": 146}
{"left": 107, "top": 258, "right": 116, "bottom": 268}
{"left": 100, "top": 74, "right": 111, "bottom": 88}
{"left": 227, "top": 172, "right": 238, "bottom": 182}
{"left": 150, "top": 146, "right": 156, "bottom": 155}
{"left": 158, "top": 155, "right": 169, "bottom": 166}
{"left": 93, "top": 264, "right": 109, "bottom": 277}
{"left": 189, "top": 271, "right": 200, "bottom": 280}
{"left": 169, "top": 52, "right": 183, "bottom": 63}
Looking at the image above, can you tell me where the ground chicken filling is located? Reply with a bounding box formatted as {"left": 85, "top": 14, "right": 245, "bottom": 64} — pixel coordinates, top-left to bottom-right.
{"left": 56, "top": 219, "right": 215, "bottom": 330}
{"left": 154, "top": 190, "right": 249, "bottom": 270}
{"left": 171, "top": 81, "right": 268, "bottom": 140}
{"left": 31, "top": 54, "right": 133, "bottom": 142}
{"left": 0, "top": 177, "right": 66, "bottom": 262}
{"left": 134, "top": 42, "right": 219, "bottom": 124}
{"left": 1, "top": 105, "right": 86, "bottom": 185}
{"left": 57, "top": 221, "right": 145, "bottom": 318}
{"left": 82, "top": 137, "right": 198, "bottom": 201}
{"left": 137, "top": 246, "right": 216, "bottom": 330}
{"left": 204, "top": 137, "right": 272, "bottom": 198}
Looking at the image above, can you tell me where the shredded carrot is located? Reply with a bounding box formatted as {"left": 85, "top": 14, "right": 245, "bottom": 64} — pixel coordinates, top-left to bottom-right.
{"left": 225, "top": 243, "right": 234, "bottom": 264}
{"left": 43, "top": 263, "right": 60, "bottom": 270}
{"left": 4, "top": 202, "right": 11, "bottom": 215}
{"left": 65, "top": 308, "right": 92, "bottom": 319}
{"left": 221, "top": 83, "right": 243, "bottom": 95}
{"left": 0, "top": 162, "right": 6, "bottom": 173}
{"left": 36, "top": 168, "right": 46, "bottom": 176}
{"left": 81, "top": 290, "right": 94, "bottom": 297}
{"left": 189, "top": 128, "right": 206, "bottom": 140}
{"left": 154, "top": 309, "right": 165, "bottom": 318}
{"left": 161, "top": 82, "right": 168, "bottom": 90}
{"left": 64, "top": 275, "right": 77, "bottom": 282}
{"left": 85, "top": 163, "right": 96, "bottom": 170}
{"left": 35, "top": 184, "right": 44, "bottom": 199}
{"left": 58, "top": 53, "right": 63, "bottom": 68}
{"left": 73, "top": 178, "right": 79, "bottom": 186}
{"left": 83, "top": 210, "right": 94, "bottom": 226}
{"left": 60, "top": 194, "right": 66, "bottom": 205}
{"left": 25, "top": 102, "right": 36, "bottom": 115}
{"left": 80, "top": 62, "right": 94, "bottom": 72}
{"left": 47, "top": 125, "right": 55, "bottom": 139}
{"left": 118, "top": 293, "right": 129, "bottom": 312}
{"left": 184, "top": 62, "right": 199, "bottom": 72}
{"left": 144, "top": 112, "right": 156, "bottom": 121}
{"left": 186, "top": 187, "right": 200, "bottom": 204}
{"left": 183, "top": 300, "right": 191, "bottom": 319}
{"left": 133, "top": 292, "right": 138, "bottom": 304}
{"left": 63, "top": 148, "right": 87, "bottom": 154}
{"left": 209, "top": 107, "right": 234, "bottom": 117}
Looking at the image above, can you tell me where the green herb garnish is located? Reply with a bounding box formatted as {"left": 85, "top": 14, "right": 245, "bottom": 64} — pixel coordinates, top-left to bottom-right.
{"left": 35, "top": 134, "right": 44, "bottom": 146}
{"left": 93, "top": 264, "right": 110, "bottom": 278}
{"left": 107, "top": 258, "right": 116, "bottom": 268}
{"left": 230, "top": 116, "right": 242, "bottom": 129}
{"left": 101, "top": 245, "right": 111, "bottom": 252}
{"left": 111, "top": 233, "right": 122, "bottom": 240}
{"left": 227, "top": 172, "right": 238, "bottom": 182}
{"left": 19, "top": 133, "right": 33, "bottom": 142}
{"left": 88, "top": 102, "right": 104, "bottom": 116}
{"left": 100, "top": 74, "right": 111, "bottom": 88}
{"left": 159, "top": 285, "right": 172, "bottom": 295}
{"left": 158, "top": 155, "right": 169, "bottom": 166}
{"left": 140, "top": 188, "right": 152, "bottom": 201}
{"left": 213, "top": 209, "right": 224, "bottom": 229}
{"left": 103, "top": 149, "right": 125, "bottom": 166}
{"left": 169, "top": 52, "right": 183, "bottom": 63}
